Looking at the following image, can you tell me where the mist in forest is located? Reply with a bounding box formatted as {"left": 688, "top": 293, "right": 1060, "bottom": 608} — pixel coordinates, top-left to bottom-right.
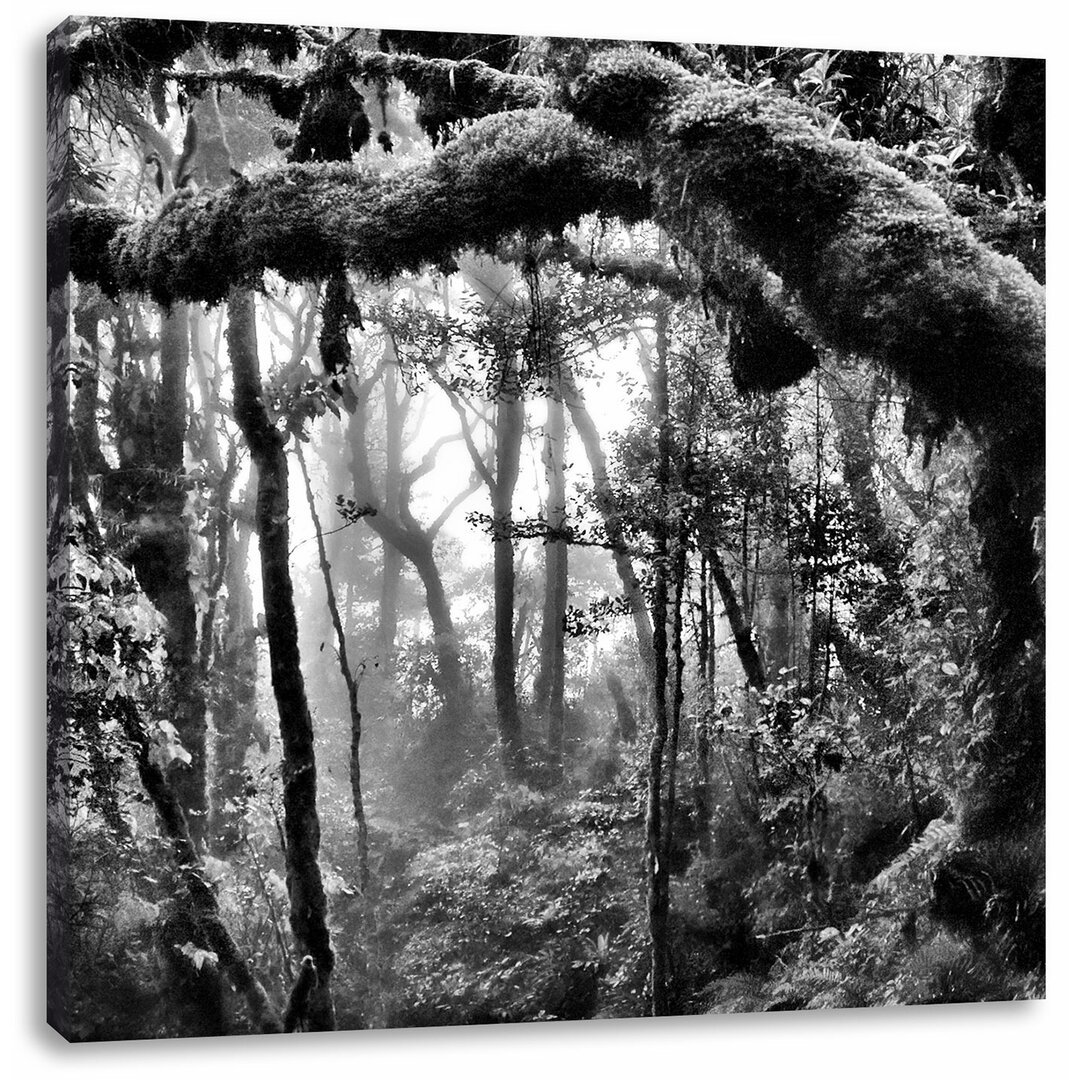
{"left": 46, "top": 19, "right": 1045, "bottom": 1040}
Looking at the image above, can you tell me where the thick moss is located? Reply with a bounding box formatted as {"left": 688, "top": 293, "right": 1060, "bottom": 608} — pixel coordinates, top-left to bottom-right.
{"left": 567, "top": 47, "right": 690, "bottom": 139}
{"left": 56, "top": 110, "right": 651, "bottom": 306}
{"left": 359, "top": 54, "right": 545, "bottom": 145}
{"left": 289, "top": 80, "right": 370, "bottom": 163}
{"left": 568, "top": 50, "right": 1044, "bottom": 439}
{"left": 727, "top": 287, "right": 818, "bottom": 393}
{"left": 65, "top": 17, "right": 305, "bottom": 96}
{"left": 64, "top": 206, "right": 129, "bottom": 297}
{"left": 175, "top": 51, "right": 545, "bottom": 142}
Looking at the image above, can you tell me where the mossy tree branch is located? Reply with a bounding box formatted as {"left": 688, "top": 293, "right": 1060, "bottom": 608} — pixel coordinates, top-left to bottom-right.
{"left": 566, "top": 49, "right": 1044, "bottom": 438}
{"left": 171, "top": 50, "right": 546, "bottom": 138}
{"left": 53, "top": 109, "right": 651, "bottom": 305}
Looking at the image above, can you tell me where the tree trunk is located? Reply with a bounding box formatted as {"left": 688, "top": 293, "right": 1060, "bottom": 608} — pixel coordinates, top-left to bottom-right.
{"left": 535, "top": 388, "right": 568, "bottom": 763}
{"left": 492, "top": 382, "right": 527, "bottom": 780}
{"left": 88, "top": 294, "right": 210, "bottom": 847}
{"left": 606, "top": 671, "right": 637, "bottom": 743}
{"left": 707, "top": 550, "right": 767, "bottom": 692}
{"left": 207, "top": 472, "right": 264, "bottom": 853}
{"left": 119, "top": 698, "right": 280, "bottom": 1034}
{"left": 694, "top": 556, "right": 713, "bottom": 848}
{"left": 562, "top": 370, "right": 655, "bottom": 688}
{"left": 378, "top": 364, "right": 407, "bottom": 667}
{"left": 345, "top": 392, "right": 472, "bottom": 734}
{"left": 226, "top": 288, "right": 335, "bottom": 1031}
{"left": 645, "top": 305, "right": 672, "bottom": 1016}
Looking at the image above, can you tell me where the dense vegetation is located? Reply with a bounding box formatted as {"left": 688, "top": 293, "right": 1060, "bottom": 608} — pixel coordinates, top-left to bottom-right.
{"left": 46, "top": 20, "right": 1044, "bottom": 1039}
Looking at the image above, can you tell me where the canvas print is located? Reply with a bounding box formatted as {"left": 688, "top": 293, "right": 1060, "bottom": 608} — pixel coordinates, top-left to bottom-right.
{"left": 46, "top": 17, "right": 1045, "bottom": 1040}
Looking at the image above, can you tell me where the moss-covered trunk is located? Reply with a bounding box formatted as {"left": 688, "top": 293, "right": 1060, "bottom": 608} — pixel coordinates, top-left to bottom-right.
{"left": 226, "top": 288, "right": 336, "bottom": 1031}
{"left": 119, "top": 698, "right": 280, "bottom": 1034}
{"left": 84, "top": 294, "right": 209, "bottom": 847}
{"left": 645, "top": 306, "right": 672, "bottom": 1016}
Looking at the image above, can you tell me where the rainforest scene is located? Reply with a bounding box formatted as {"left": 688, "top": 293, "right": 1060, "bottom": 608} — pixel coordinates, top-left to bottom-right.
{"left": 46, "top": 18, "right": 1045, "bottom": 1040}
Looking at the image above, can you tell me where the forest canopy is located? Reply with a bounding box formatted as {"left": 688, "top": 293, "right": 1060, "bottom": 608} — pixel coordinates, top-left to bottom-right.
{"left": 46, "top": 18, "right": 1044, "bottom": 1039}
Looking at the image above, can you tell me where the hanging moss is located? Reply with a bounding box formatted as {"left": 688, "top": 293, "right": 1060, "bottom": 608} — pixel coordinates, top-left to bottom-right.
{"left": 66, "top": 17, "right": 207, "bottom": 94}
{"left": 318, "top": 274, "right": 362, "bottom": 377}
{"left": 377, "top": 29, "right": 519, "bottom": 71}
{"left": 180, "top": 69, "right": 308, "bottom": 122}
{"left": 289, "top": 79, "right": 370, "bottom": 163}
{"left": 727, "top": 288, "right": 818, "bottom": 392}
{"left": 345, "top": 53, "right": 545, "bottom": 145}
{"left": 204, "top": 22, "right": 303, "bottom": 66}
{"left": 173, "top": 51, "right": 545, "bottom": 138}
{"left": 65, "top": 17, "right": 306, "bottom": 96}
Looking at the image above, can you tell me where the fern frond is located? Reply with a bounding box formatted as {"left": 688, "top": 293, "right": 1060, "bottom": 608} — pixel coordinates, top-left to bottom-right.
{"left": 869, "top": 817, "right": 959, "bottom": 893}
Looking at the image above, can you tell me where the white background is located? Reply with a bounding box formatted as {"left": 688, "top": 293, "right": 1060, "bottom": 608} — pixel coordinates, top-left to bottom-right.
{"left": 8, "top": 3, "right": 1077, "bottom": 1077}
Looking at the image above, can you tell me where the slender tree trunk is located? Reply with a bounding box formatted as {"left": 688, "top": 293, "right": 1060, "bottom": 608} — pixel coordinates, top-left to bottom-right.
{"left": 646, "top": 305, "right": 672, "bottom": 1016}
{"left": 379, "top": 364, "right": 407, "bottom": 667}
{"left": 227, "top": 288, "right": 335, "bottom": 1031}
{"left": 208, "top": 472, "right": 263, "bottom": 852}
{"left": 563, "top": 370, "right": 655, "bottom": 688}
{"left": 492, "top": 379, "right": 527, "bottom": 779}
{"left": 119, "top": 698, "right": 280, "bottom": 1033}
{"left": 662, "top": 525, "right": 687, "bottom": 878}
{"left": 535, "top": 387, "right": 568, "bottom": 764}
{"left": 694, "top": 555, "right": 713, "bottom": 848}
{"left": 707, "top": 550, "right": 767, "bottom": 692}
{"left": 345, "top": 396, "right": 472, "bottom": 732}
{"left": 297, "top": 442, "right": 369, "bottom": 891}
{"left": 410, "top": 542, "right": 471, "bottom": 721}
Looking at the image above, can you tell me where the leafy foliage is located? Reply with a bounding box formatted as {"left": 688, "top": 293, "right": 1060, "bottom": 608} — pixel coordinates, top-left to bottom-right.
{"left": 47, "top": 21, "right": 1044, "bottom": 1039}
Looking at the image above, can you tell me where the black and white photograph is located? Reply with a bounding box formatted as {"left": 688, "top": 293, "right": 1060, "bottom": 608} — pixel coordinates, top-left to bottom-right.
{"left": 44, "top": 8, "right": 1050, "bottom": 1054}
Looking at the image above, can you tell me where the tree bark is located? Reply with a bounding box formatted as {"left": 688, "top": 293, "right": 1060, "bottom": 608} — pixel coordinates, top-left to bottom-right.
{"left": 378, "top": 364, "right": 407, "bottom": 668}
{"left": 694, "top": 556, "right": 714, "bottom": 848}
{"left": 707, "top": 550, "right": 767, "bottom": 693}
{"left": 226, "top": 288, "right": 335, "bottom": 1031}
{"left": 83, "top": 293, "right": 210, "bottom": 847}
{"left": 535, "top": 387, "right": 568, "bottom": 763}
{"left": 207, "top": 472, "right": 263, "bottom": 853}
{"left": 345, "top": 379, "right": 472, "bottom": 734}
{"left": 297, "top": 442, "right": 369, "bottom": 892}
{"left": 569, "top": 51, "right": 1045, "bottom": 844}
{"left": 119, "top": 698, "right": 280, "bottom": 1034}
{"left": 491, "top": 377, "right": 527, "bottom": 780}
{"left": 562, "top": 370, "right": 655, "bottom": 688}
{"left": 606, "top": 671, "right": 637, "bottom": 743}
{"left": 645, "top": 305, "right": 672, "bottom": 1016}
